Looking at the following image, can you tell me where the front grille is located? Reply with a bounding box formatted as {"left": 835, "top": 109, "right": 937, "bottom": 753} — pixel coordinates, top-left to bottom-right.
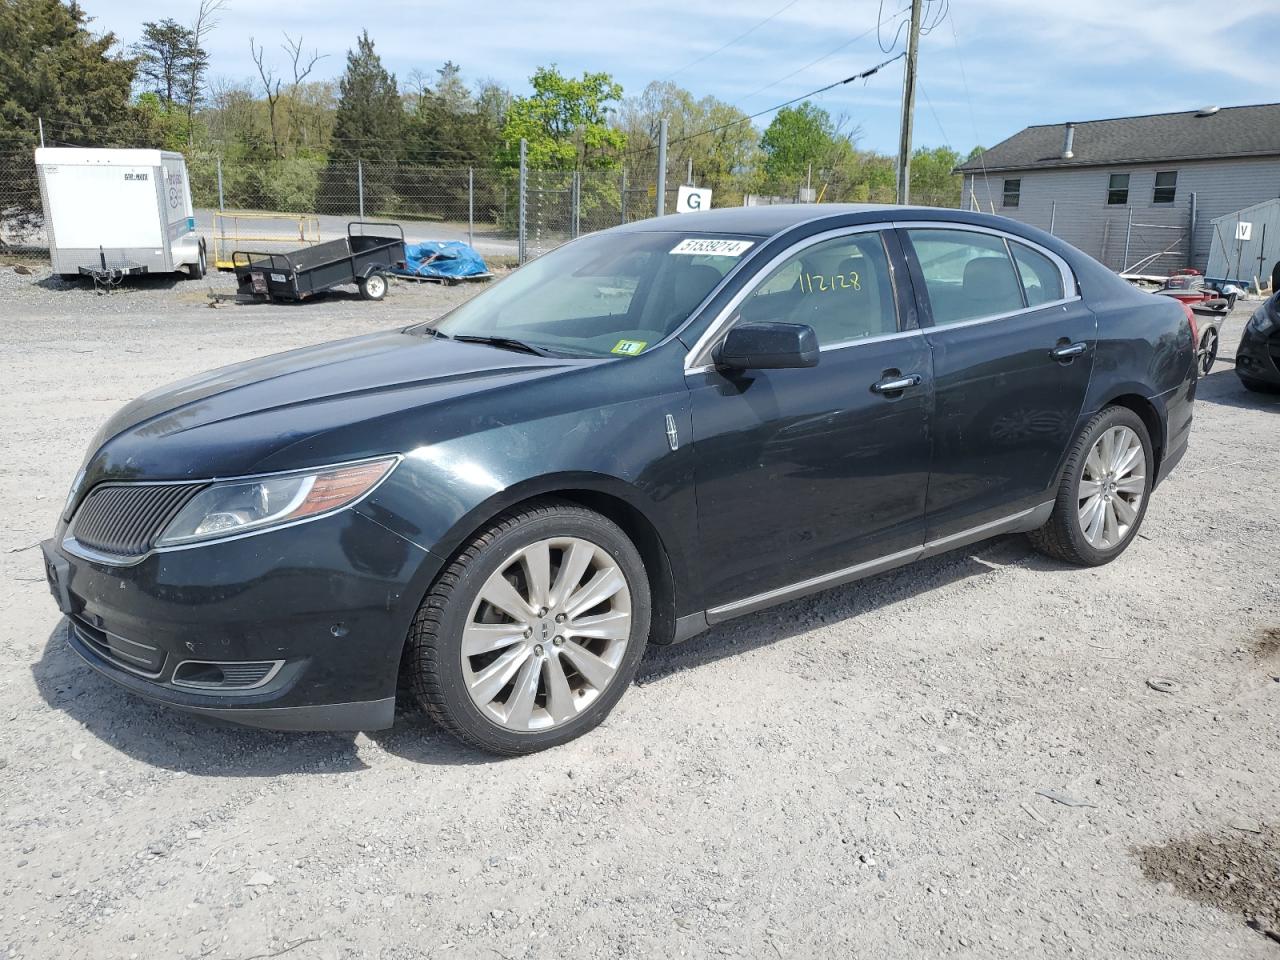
{"left": 70, "top": 482, "right": 204, "bottom": 557}
{"left": 72, "top": 617, "right": 166, "bottom": 676}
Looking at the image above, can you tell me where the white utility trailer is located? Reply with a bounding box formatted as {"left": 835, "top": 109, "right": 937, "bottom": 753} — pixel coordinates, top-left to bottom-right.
{"left": 34, "top": 147, "right": 206, "bottom": 281}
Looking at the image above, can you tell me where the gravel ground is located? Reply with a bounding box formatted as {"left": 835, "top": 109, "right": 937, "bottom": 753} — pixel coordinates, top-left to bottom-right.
{"left": 0, "top": 262, "right": 1277, "bottom": 960}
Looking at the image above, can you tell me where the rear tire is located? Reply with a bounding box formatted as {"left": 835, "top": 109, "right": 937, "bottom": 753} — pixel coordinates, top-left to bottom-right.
{"left": 1198, "top": 328, "right": 1218, "bottom": 375}
{"left": 359, "top": 273, "right": 387, "bottom": 301}
{"left": 1029, "top": 406, "right": 1153, "bottom": 566}
{"left": 406, "top": 500, "right": 651, "bottom": 755}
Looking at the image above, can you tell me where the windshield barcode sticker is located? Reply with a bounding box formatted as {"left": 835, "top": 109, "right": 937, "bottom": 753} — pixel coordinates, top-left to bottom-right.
{"left": 670, "top": 238, "right": 754, "bottom": 257}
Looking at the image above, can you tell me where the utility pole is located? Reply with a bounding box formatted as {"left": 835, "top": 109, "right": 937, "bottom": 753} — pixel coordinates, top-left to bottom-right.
{"left": 656, "top": 118, "right": 668, "bottom": 216}
{"left": 895, "top": 0, "right": 924, "bottom": 205}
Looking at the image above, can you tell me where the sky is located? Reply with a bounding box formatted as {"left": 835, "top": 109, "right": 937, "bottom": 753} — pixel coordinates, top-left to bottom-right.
{"left": 81, "top": 0, "right": 1280, "bottom": 156}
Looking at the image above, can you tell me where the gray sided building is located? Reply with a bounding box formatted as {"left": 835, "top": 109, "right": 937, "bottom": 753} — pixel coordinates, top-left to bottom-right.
{"left": 956, "top": 103, "right": 1280, "bottom": 279}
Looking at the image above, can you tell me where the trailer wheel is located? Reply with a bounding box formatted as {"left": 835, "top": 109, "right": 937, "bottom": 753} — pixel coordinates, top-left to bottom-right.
{"left": 359, "top": 273, "right": 387, "bottom": 301}
{"left": 187, "top": 243, "right": 206, "bottom": 280}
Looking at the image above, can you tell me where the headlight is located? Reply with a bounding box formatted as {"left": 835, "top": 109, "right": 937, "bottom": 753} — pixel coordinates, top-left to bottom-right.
{"left": 155, "top": 456, "right": 398, "bottom": 547}
{"left": 1247, "top": 303, "right": 1277, "bottom": 336}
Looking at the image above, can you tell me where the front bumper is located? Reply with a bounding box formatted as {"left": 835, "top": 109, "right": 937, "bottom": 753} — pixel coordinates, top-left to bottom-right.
{"left": 1235, "top": 323, "right": 1280, "bottom": 385}
{"left": 40, "top": 508, "right": 442, "bottom": 731}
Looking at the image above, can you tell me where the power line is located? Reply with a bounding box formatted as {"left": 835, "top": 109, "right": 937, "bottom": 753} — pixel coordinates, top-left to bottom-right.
{"left": 735, "top": 4, "right": 910, "bottom": 109}
{"left": 668, "top": 52, "right": 905, "bottom": 148}
{"left": 659, "top": 0, "right": 803, "bottom": 82}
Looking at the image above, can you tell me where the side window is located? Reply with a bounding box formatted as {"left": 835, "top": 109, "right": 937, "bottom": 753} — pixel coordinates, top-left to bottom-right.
{"left": 1010, "top": 242, "right": 1066, "bottom": 306}
{"left": 906, "top": 229, "right": 1024, "bottom": 325}
{"left": 1107, "top": 173, "right": 1130, "bottom": 205}
{"left": 1153, "top": 171, "right": 1177, "bottom": 204}
{"left": 736, "top": 232, "right": 899, "bottom": 347}
{"left": 1002, "top": 178, "right": 1021, "bottom": 208}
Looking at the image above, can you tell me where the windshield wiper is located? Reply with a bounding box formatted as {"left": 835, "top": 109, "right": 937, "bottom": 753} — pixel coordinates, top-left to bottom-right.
{"left": 452, "top": 334, "right": 555, "bottom": 357}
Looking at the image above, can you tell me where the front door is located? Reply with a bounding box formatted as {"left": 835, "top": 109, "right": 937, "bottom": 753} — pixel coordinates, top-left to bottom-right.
{"left": 899, "top": 226, "right": 1097, "bottom": 540}
{"left": 688, "top": 228, "right": 933, "bottom": 614}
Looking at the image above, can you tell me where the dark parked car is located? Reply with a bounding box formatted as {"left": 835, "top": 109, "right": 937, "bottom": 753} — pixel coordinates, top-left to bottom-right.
{"left": 1236, "top": 293, "right": 1280, "bottom": 392}
{"left": 41, "top": 205, "right": 1198, "bottom": 754}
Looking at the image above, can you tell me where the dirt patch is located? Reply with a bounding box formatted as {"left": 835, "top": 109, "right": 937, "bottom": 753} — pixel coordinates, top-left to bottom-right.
{"left": 1136, "top": 827, "right": 1280, "bottom": 939}
{"left": 1255, "top": 627, "right": 1280, "bottom": 664}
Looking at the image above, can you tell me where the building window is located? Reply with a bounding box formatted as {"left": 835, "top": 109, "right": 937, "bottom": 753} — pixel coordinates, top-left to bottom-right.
{"left": 1107, "top": 173, "right": 1130, "bottom": 205}
{"left": 1002, "top": 178, "right": 1021, "bottom": 208}
{"left": 1153, "top": 171, "right": 1177, "bottom": 204}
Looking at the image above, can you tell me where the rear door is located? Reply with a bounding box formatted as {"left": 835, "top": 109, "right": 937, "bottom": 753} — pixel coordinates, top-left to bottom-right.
{"left": 899, "top": 224, "right": 1096, "bottom": 540}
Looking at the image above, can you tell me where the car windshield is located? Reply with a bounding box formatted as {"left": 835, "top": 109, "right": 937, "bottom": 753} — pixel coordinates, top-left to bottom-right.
{"left": 414, "top": 231, "right": 759, "bottom": 358}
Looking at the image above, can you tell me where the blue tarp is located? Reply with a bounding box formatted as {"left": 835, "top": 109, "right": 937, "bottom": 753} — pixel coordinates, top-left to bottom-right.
{"left": 396, "top": 240, "right": 489, "bottom": 279}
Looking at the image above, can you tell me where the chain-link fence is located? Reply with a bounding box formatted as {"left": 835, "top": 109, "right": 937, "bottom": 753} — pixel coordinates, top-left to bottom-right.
{"left": 1, "top": 148, "right": 964, "bottom": 265}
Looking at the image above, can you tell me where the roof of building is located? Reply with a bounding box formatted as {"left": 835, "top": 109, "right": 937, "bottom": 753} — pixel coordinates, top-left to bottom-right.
{"left": 956, "top": 103, "right": 1280, "bottom": 174}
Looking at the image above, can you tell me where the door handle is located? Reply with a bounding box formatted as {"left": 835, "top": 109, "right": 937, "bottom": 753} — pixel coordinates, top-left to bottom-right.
{"left": 1050, "top": 342, "right": 1087, "bottom": 361}
{"left": 871, "top": 374, "right": 921, "bottom": 394}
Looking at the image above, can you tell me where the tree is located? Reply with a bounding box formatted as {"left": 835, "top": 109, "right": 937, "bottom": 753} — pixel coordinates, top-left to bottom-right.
{"left": 908, "top": 145, "right": 964, "bottom": 206}
{"left": 619, "top": 81, "right": 759, "bottom": 201}
{"left": 501, "top": 66, "right": 625, "bottom": 169}
{"left": 0, "top": 0, "right": 139, "bottom": 152}
{"left": 181, "top": 0, "right": 225, "bottom": 146}
{"left": 330, "top": 30, "right": 401, "bottom": 162}
{"left": 403, "top": 62, "right": 506, "bottom": 166}
{"left": 131, "top": 18, "right": 195, "bottom": 108}
{"left": 759, "top": 102, "right": 849, "bottom": 180}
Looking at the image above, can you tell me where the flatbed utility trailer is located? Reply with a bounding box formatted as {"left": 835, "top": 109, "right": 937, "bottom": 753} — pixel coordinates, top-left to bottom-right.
{"left": 232, "top": 222, "right": 405, "bottom": 302}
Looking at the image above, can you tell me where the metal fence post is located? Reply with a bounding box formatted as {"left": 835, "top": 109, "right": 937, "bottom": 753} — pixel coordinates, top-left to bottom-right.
{"left": 1048, "top": 199, "right": 1056, "bottom": 235}
{"left": 216, "top": 158, "right": 225, "bottom": 211}
{"left": 1189, "top": 192, "right": 1198, "bottom": 267}
{"left": 1122, "top": 206, "right": 1133, "bottom": 272}
{"left": 357, "top": 159, "right": 365, "bottom": 219}
{"left": 572, "top": 170, "right": 580, "bottom": 239}
{"left": 656, "top": 118, "right": 668, "bottom": 217}
{"left": 468, "top": 167, "right": 474, "bottom": 248}
{"left": 518, "top": 139, "right": 527, "bottom": 265}
{"left": 620, "top": 168, "right": 627, "bottom": 225}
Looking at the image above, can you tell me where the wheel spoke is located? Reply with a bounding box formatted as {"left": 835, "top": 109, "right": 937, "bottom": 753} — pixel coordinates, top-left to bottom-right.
{"left": 1116, "top": 475, "right": 1146, "bottom": 495}
{"left": 565, "top": 568, "right": 626, "bottom": 619}
{"left": 467, "top": 645, "right": 528, "bottom": 705}
{"left": 1078, "top": 493, "right": 1102, "bottom": 525}
{"left": 520, "top": 541, "right": 552, "bottom": 610}
{"left": 479, "top": 573, "right": 535, "bottom": 623}
{"left": 1112, "top": 493, "right": 1137, "bottom": 525}
{"left": 1078, "top": 478, "right": 1102, "bottom": 498}
{"left": 503, "top": 656, "right": 541, "bottom": 729}
{"left": 549, "top": 540, "right": 594, "bottom": 608}
{"left": 560, "top": 641, "right": 617, "bottom": 691}
{"left": 1115, "top": 441, "right": 1142, "bottom": 478}
{"left": 1102, "top": 500, "right": 1120, "bottom": 545}
{"left": 1110, "top": 428, "right": 1129, "bottom": 472}
{"left": 1085, "top": 446, "right": 1106, "bottom": 480}
{"left": 543, "top": 655, "right": 577, "bottom": 723}
{"left": 568, "top": 610, "right": 631, "bottom": 641}
{"left": 1083, "top": 496, "right": 1106, "bottom": 545}
{"left": 463, "top": 622, "right": 525, "bottom": 657}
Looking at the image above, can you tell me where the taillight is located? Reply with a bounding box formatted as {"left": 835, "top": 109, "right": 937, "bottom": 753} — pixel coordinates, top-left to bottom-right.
{"left": 1181, "top": 302, "right": 1199, "bottom": 344}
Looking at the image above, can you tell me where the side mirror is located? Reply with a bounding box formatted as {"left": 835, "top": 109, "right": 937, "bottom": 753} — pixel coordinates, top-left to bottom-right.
{"left": 715, "top": 322, "right": 819, "bottom": 371}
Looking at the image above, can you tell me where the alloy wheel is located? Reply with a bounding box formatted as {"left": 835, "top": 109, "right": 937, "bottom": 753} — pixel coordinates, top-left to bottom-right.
{"left": 1077, "top": 425, "right": 1146, "bottom": 550}
{"left": 461, "top": 537, "right": 632, "bottom": 731}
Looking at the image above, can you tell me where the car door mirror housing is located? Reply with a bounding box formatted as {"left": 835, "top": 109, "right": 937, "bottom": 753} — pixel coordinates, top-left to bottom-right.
{"left": 715, "top": 322, "right": 820, "bottom": 371}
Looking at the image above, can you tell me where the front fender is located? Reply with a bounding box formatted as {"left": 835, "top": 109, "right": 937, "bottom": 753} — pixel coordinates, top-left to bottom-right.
{"left": 353, "top": 394, "right": 699, "bottom": 614}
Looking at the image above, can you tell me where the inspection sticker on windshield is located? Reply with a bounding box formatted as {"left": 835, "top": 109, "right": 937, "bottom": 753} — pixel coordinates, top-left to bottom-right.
{"left": 611, "top": 339, "right": 648, "bottom": 356}
{"left": 669, "top": 238, "right": 754, "bottom": 257}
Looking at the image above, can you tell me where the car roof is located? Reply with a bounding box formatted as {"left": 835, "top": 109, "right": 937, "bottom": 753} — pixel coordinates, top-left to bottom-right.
{"left": 616, "top": 203, "right": 998, "bottom": 239}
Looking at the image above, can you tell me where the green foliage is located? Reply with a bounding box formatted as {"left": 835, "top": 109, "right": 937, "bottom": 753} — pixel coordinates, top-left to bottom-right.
{"left": 132, "top": 91, "right": 191, "bottom": 150}
{"left": 908, "top": 145, "right": 964, "bottom": 206}
{"left": 403, "top": 62, "right": 504, "bottom": 166}
{"left": 330, "top": 30, "right": 401, "bottom": 162}
{"left": 0, "top": 0, "right": 140, "bottom": 152}
{"left": 760, "top": 102, "right": 846, "bottom": 180}
{"left": 130, "top": 18, "right": 198, "bottom": 108}
{"left": 501, "top": 66, "right": 625, "bottom": 170}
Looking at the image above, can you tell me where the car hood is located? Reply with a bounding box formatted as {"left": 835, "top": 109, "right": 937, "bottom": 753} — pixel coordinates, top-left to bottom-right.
{"left": 75, "top": 330, "right": 582, "bottom": 493}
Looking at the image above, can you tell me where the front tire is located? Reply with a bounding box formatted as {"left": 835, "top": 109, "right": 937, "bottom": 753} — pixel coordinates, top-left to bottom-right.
{"left": 1029, "top": 406, "right": 1153, "bottom": 566}
{"left": 407, "top": 500, "right": 651, "bottom": 755}
{"left": 187, "top": 242, "right": 206, "bottom": 280}
{"left": 1198, "top": 327, "right": 1219, "bottom": 375}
